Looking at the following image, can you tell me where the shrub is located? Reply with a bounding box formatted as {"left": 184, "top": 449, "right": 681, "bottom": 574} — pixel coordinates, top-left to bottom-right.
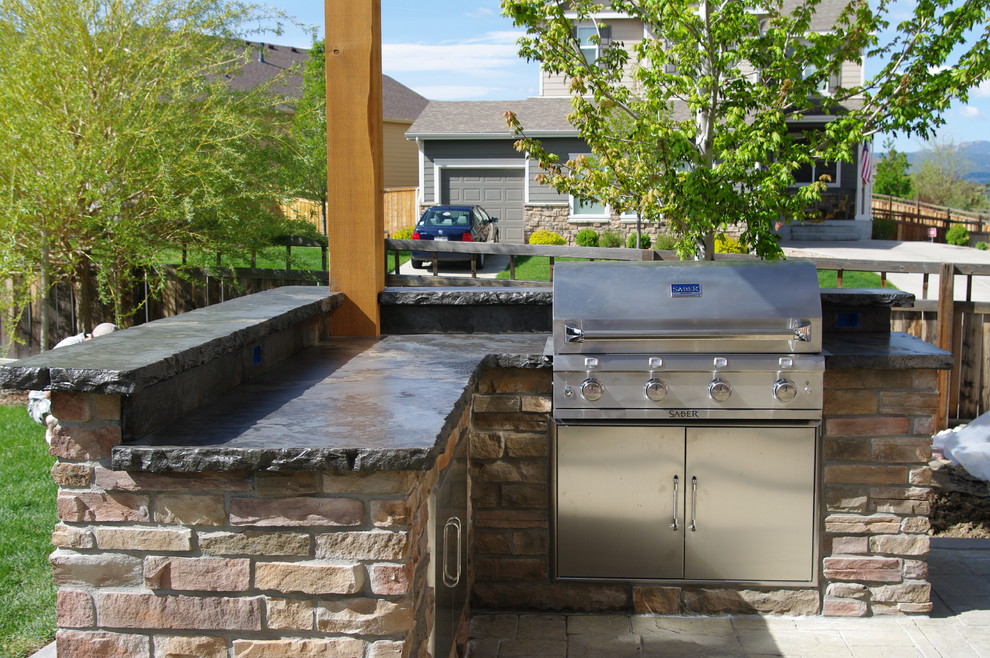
{"left": 626, "top": 233, "right": 652, "bottom": 249}
{"left": 575, "top": 229, "right": 599, "bottom": 247}
{"left": 715, "top": 235, "right": 748, "bottom": 254}
{"left": 528, "top": 230, "right": 566, "bottom": 245}
{"left": 652, "top": 233, "right": 679, "bottom": 251}
{"left": 977, "top": 241, "right": 989, "bottom": 251}
{"left": 599, "top": 230, "right": 624, "bottom": 248}
{"left": 945, "top": 224, "right": 970, "bottom": 246}
{"left": 871, "top": 217, "right": 896, "bottom": 240}
{"left": 391, "top": 226, "right": 414, "bottom": 240}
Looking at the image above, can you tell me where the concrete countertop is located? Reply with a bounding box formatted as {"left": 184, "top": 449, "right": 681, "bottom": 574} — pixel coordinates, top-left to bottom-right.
{"left": 0, "top": 287, "right": 342, "bottom": 394}
{"left": 824, "top": 332, "right": 954, "bottom": 370}
{"left": 112, "top": 334, "right": 549, "bottom": 473}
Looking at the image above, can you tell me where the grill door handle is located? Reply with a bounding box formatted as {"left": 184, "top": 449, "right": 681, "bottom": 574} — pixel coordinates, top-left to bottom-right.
{"left": 689, "top": 476, "right": 698, "bottom": 532}
{"left": 562, "top": 325, "right": 812, "bottom": 342}
{"left": 670, "top": 475, "right": 679, "bottom": 531}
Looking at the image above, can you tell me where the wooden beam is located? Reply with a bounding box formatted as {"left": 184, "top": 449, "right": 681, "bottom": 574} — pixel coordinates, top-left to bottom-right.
{"left": 935, "top": 262, "right": 955, "bottom": 429}
{"left": 325, "top": 0, "right": 384, "bottom": 336}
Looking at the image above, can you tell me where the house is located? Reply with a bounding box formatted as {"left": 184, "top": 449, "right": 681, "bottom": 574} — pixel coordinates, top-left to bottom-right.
{"left": 406, "top": 2, "right": 873, "bottom": 244}
{"left": 234, "top": 42, "right": 428, "bottom": 189}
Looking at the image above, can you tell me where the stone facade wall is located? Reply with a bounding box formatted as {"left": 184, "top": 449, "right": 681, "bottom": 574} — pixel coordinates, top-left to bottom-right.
{"left": 470, "top": 367, "right": 937, "bottom": 617}
{"left": 523, "top": 206, "right": 671, "bottom": 246}
{"left": 47, "top": 389, "right": 471, "bottom": 657}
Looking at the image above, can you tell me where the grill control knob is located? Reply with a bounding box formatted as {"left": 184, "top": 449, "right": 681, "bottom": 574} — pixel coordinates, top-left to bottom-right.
{"left": 580, "top": 378, "right": 604, "bottom": 401}
{"left": 708, "top": 378, "right": 732, "bottom": 403}
{"left": 644, "top": 378, "right": 668, "bottom": 402}
{"left": 773, "top": 378, "right": 798, "bottom": 403}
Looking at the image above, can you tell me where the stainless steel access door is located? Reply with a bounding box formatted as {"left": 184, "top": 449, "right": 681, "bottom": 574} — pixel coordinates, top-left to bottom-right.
{"left": 684, "top": 426, "right": 817, "bottom": 582}
{"left": 555, "top": 424, "right": 685, "bottom": 579}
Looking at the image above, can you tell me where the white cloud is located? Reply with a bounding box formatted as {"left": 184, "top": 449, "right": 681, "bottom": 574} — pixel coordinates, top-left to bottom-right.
{"left": 973, "top": 80, "right": 990, "bottom": 98}
{"left": 463, "top": 30, "right": 525, "bottom": 45}
{"left": 382, "top": 39, "right": 523, "bottom": 75}
{"left": 961, "top": 106, "right": 984, "bottom": 120}
{"left": 466, "top": 7, "right": 495, "bottom": 18}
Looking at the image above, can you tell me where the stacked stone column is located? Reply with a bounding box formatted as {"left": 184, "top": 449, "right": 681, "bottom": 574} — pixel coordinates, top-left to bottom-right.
{"left": 821, "top": 368, "right": 937, "bottom": 616}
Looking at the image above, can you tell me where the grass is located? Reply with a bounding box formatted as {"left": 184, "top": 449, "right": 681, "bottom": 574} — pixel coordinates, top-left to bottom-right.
{"left": 496, "top": 256, "right": 898, "bottom": 290}
{"left": 160, "top": 246, "right": 328, "bottom": 270}
{"left": 495, "top": 256, "right": 583, "bottom": 281}
{"left": 0, "top": 403, "right": 56, "bottom": 658}
{"left": 816, "top": 269, "right": 898, "bottom": 289}
{"left": 159, "top": 248, "right": 411, "bottom": 272}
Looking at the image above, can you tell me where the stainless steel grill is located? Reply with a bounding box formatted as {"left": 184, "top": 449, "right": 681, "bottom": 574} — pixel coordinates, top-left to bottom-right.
{"left": 552, "top": 260, "right": 824, "bottom": 421}
{"left": 551, "top": 260, "right": 824, "bottom": 584}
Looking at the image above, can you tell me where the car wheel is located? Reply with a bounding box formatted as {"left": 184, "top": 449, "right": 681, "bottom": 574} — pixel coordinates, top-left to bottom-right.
{"left": 411, "top": 259, "right": 424, "bottom": 269}
{"left": 477, "top": 253, "right": 486, "bottom": 269}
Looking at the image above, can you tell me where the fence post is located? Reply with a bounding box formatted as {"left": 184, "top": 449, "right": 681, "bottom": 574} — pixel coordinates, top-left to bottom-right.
{"left": 936, "top": 262, "right": 955, "bottom": 430}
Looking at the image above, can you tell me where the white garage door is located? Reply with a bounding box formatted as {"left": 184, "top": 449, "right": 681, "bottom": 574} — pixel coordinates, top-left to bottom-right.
{"left": 441, "top": 169, "right": 525, "bottom": 243}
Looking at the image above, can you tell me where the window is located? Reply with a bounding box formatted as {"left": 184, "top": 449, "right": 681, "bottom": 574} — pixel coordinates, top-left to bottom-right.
{"left": 802, "top": 62, "right": 833, "bottom": 95}
{"left": 570, "top": 196, "right": 609, "bottom": 220}
{"left": 576, "top": 26, "right": 599, "bottom": 64}
{"left": 575, "top": 25, "right": 610, "bottom": 65}
{"left": 793, "top": 159, "right": 840, "bottom": 187}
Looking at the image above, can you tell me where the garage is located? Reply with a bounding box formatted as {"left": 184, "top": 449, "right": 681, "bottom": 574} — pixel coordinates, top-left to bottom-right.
{"left": 441, "top": 169, "right": 525, "bottom": 243}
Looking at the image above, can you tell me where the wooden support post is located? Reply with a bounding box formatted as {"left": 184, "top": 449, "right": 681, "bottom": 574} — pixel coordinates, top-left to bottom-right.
{"left": 326, "top": 0, "right": 384, "bottom": 336}
{"left": 935, "top": 262, "right": 955, "bottom": 430}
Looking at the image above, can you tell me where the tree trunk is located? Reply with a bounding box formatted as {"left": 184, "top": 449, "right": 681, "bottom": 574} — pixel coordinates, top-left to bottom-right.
{"left": 39, "top": 243, "right": 50, "bottom": 350}
{"left": 75, "top": 260, "right": 95, "bottom": 334}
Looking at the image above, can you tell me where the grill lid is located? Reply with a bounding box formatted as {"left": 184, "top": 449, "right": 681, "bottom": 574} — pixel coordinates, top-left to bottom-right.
{"left": 553, "top": 260, "right": 822, "bottom": 354}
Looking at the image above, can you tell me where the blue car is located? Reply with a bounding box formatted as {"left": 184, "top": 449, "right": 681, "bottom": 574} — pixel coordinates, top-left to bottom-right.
{"left": 410, "top": 205, "right": 500, "bottom": 269}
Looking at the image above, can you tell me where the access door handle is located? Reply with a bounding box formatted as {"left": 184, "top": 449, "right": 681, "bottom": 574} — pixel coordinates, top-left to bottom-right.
{"left": 670, "top": 475, "right": 680, "bottom": 531}
{"left": 689, "top": 476, "right": 698, "bottom": 532}
{"left": 442, "top": 516, "right": 462, "bottom": 588}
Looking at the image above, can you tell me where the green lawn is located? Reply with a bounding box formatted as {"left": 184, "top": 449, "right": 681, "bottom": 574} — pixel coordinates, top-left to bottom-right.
{"left": 496, "top": 256, "right": 897, "bottom": 289}
{"left": 159, "top": 247, "right": 411, "bottom": 272}
{"left": 160, "top": 246, "right": 328, "bottom": 270}
{"left": 0, "top": 404, "right": 56, "bottom": 657}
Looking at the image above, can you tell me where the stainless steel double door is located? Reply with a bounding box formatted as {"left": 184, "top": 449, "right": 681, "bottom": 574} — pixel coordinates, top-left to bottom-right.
{"left": 554, "top": 423, "right": 817, "bottom": 582}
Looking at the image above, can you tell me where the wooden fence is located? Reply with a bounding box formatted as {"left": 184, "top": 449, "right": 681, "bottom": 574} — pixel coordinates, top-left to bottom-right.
{"left": 872, "top": 194, "right": 990, "bottom": 242}
{"left": 0, "top": 268, "right": 326, "bottom": 360}
{"left": 279, "top": 187, "right": 419, "bottom": 237}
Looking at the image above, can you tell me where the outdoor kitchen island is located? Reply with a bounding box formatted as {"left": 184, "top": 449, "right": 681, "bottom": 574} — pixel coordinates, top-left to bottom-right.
{"left": 0, "top": 283, "right": 952, "bottom": 657}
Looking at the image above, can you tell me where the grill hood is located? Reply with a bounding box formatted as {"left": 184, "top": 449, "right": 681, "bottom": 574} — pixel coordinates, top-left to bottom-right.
{"left": 552, "top": 260, "right": 822, "bottom": 355}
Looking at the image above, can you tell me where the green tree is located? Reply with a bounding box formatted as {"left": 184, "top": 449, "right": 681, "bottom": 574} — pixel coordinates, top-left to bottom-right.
{"left": 501, "top": 0, "right": 990, "bottom": 259}
{"left": 911, "top": 138, "right": 984, "bottom": 210}
{"left": 0, "top": 0, "right": 295, "bottom": 346}
{"left": 873, "top": 139, "right": 912, "bottom": 198}
{"left": 286, "top": 40, "right": 329, "bottom": 235}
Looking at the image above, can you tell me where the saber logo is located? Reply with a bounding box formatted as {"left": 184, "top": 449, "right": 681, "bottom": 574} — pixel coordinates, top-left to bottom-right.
{"left": 671, "top": 283, "right": 702, "bottom": 298}
{"left": 668, "top": 409, "right": 699, "bottom": 418}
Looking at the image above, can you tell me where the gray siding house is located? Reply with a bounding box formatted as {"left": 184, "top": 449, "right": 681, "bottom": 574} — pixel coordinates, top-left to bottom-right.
{"left": 406, "top": 1, "right": 873, "bottom": 244}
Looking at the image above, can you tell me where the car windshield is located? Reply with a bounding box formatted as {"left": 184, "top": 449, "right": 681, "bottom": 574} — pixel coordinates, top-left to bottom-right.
{"left": 420, "top": 209, "right": 471, "bottom": 227}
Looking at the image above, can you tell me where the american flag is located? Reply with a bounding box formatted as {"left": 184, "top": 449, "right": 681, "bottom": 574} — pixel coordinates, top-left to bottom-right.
{"left": 860, "top": 143, "right": 873, "bottom": 185}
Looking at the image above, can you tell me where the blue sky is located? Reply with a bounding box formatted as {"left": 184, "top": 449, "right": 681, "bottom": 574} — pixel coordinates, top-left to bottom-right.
{"left": 258, "top": 1, "right": 989, "bottom": 153}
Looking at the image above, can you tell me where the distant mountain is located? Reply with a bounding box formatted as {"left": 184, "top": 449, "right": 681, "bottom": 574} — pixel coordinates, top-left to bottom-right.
{"left": 894, "top": 141, "right": 990, "bottom": 185}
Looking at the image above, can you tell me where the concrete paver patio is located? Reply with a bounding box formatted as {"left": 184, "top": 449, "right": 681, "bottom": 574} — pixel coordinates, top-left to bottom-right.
{"left": 467, "top": 538, "right": 990, "bottom": 657}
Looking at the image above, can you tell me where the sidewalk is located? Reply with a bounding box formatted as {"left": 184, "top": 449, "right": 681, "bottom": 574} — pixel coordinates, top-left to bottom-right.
{"left": 781, "top": 239, "right": 990, "bottom": 303}
{"left": 468, "top": 537, "right": 990, "bottom": 657}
